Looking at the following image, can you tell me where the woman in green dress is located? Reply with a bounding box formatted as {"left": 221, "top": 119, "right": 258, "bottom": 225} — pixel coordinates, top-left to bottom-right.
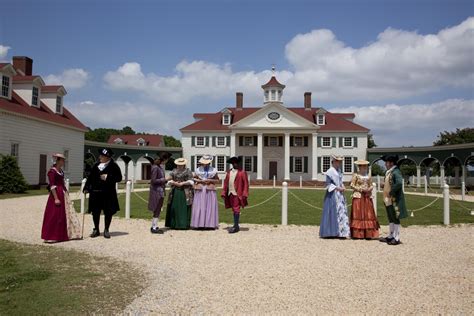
{"left": 165, "top": 158, "right": 194, "bottom": 229}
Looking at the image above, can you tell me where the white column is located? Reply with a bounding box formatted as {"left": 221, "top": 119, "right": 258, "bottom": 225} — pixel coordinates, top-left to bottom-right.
{"left": 230, "top": 132, "right": 236, "bottom": 157}
{"left": 257, "top": 133, "right": 263, "bottom": 180}
{"left": 282, "top": 182, "right": 288, "bottom": 225}
{"left": 125, "top": 180, "right": 131, "bottom": 219}
{"left": 461, "top": 165, "right": 467, "bottom": 184}
{"left": 443, "top": 183, "right": 450, "bottom": 225}
{"left": 311, "top": 132, "right": 318, "bottom": 180}
{"left": 440, "top": 166, "right": 445, "bottom": 187}
{"left": 284, "top": 132, "right": 290, "bottom": 181}
{"left": 416, "top": 166, "right": 421, "bottom": 188}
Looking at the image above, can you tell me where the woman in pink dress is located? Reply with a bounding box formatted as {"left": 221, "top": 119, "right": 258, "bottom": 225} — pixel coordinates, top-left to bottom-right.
{"left": 41, "top": 153, "right": 81, "bottom": 243}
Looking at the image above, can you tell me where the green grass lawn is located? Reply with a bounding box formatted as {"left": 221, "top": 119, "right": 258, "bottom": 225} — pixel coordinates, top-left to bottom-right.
{"left": 0, "top": 239, "right": 145, "bottom": 315}
{"left": 88, "top": 188, "right": 474, "bottom": 227}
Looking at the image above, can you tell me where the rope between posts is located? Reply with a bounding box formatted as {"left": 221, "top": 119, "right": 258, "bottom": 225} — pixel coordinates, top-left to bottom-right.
{"left": 133, "top": 191, "right": 149, "bottom": 204}
{"left": 448, "top": 191, "right": 473, "bottom": 211}
{"left": 409, "top": 196, "right": 441, "bottom": 212}
{"left": 289, "top": 191, "right": 322, "bottom": 210}
{"left": 217, "top": 190, "right": 282, "bottom": 209}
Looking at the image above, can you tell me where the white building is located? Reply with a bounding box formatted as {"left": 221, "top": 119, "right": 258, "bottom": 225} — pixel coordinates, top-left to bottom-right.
{"left": 181, "top": 75, "right": 370, "bottom": 182}
{"left": 0, "top": 56, "right": 87, "bottom": 185}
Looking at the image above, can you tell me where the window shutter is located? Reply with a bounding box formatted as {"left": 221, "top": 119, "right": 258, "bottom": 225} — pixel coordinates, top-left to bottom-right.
{"left": 205, "top": 137, "right": 210, "bottom": 147}
{"left": 304, "top": 137, "right": 308, "bottom": 147}
{"left": 191, "top": 156, "right": 195, "bottom": 170}
{"left": 290, "top": 136, "right": 294, "bottom": 147}
{"left": 339, "top": 137, "right": 343, "bottom": 148}
{"left": 212, "top": 157, "right": 216, "bottom": 168}
{"left": 318, "top": 157, "right": 321, "bottom": 174}
{"left": 290, "top": 156, "right": 294, "bottom": 173}
{"left": 238, "top": 156, "right": 244, "bottom": 169}
{"left": 279, "top": 136, "right": 283, "bottom": 147}
{"left": 353, "top": 137, "right": 358, "bottom": 148}
{"left": 239, "top": 136, "right": 243, "bottom": 146}
{"left": 353, "top": 156, "right": 357, "bottom": 172}
{"left": 225, "top": 156, "right": 230, "bottom": 171}
{"left": 191, "top": 136, "right": 195, "bottom": 147}
{"left": 304, "top": 156, "right": 308, "bottom": 173}
{"left": 264, "top": 136, "right": 268, "bottom": 147}
{"left": 253, "top": 136, "right": 257, "bottom": 147}
{"left": 212, "top": 136, "right": 216, "bottom": 147}
{"left": 317, "top": 136, "right": 321, "bottom": 148}
{"left": 253, "top": 156, "right": 257, "bottom": 172}
{"left": 332, "top": 137, "right": 337, "bottom": 148}
{"left": 226, "top": 136, "right": 230, "bottom": 147}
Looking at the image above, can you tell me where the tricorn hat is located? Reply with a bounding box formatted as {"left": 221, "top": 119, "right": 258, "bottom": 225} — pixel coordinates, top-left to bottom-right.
{"left": 226, "top": 156, "right": 242, "bottom": 164}
{"left": 381, "top": 155, "right": 399, "bottom": 164}
{"left": 99, "top": 148, "right": 114, "bottom": 158}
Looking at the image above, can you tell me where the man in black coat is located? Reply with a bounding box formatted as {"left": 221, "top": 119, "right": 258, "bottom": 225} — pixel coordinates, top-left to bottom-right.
{"left": 84, "top": 148, "right": 122, "bottom": 239}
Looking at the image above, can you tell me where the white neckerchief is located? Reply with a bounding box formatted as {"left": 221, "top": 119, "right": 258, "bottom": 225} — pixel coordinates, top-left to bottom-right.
{"left": 98, "top": 161, "right": 110, "bottom": 172}
{"left": 386, "top": 165, "right": 396, "bottom": 175}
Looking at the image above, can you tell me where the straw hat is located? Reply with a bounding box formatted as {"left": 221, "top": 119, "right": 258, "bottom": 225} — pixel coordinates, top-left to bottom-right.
{"left": 354, "top": 159, "right": 369, "bottom": 165}
{"left": 52, "top": 153, "right": 66, "bottom": 159}
{"left": 331, "top": 155, "right": 344, "bottom": 161}
{"left": 174, "top": 158, "right": 188, "bottom": 166}
{"left": 199, "top": 154, "right": 213, "bottom": 165}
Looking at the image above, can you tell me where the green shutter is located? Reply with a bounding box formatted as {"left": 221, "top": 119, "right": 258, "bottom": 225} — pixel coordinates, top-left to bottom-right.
{"left": 290, "top": 156, "right": 294, "bottom": 173}
{"left": 191, "top": 136, "right": 195, "bottom": 147}
{"left": 225, "top": 156, "right": 230, "bottom": 171}
{"left": 339, "top": 137, "right": 343, "bottom": 148}
{"left": 317, "top": 136, "right": 321, "bottom": 148}
{"left": 353, "top": 156, "right": 357, "bottom": 172}
{"left": 353, "top": 137, "right": 358, "bottom": 148}
{"left": 279, "top": 136, "right": 283, "bottom": 147}
{"left": 226, "top": 136, "right": 230, "bottom": 147}
{"left": 304, "top": 156, "right": 308, "bottom": 173}
{"left": 304, "top": 136, "right": 308, "bottom": 147}
{"left": 239, "top": 136, "right": 243, "bottom": 146}
{"left": 212, "top": 157, "right": 216, "bottom": 168}
{"left": 332, "top": 137, "right": 337, "bottom": 148}
{"left": 212, "top": 136, "right": 216, "bottom": 147}
{"left": 253, "top": 136, "right": 257, "bottom": 147}
{"left": 191, "top": 156, "right": 195, "bottom": 170}
{"left": 317, "top": 157, "right": 321, "bottom": 173}
{"left": 205, "top": 137, "right": 209, "bottom": 147}
{"left": 290, "top": 136, "right": 294, "bottom": 147}
{"left": 264, "top": 136, "right": 268, "bottom": 147}
{"left": 253, "top": 156, "right": 257, "bottom": 172}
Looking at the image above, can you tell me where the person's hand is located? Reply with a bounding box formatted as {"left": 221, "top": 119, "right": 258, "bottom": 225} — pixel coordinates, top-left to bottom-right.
{"left": 100, "top": 174, "right": 107, "bottom": 181}
{"left": 337, "top": 187, "right": 345, "bottom": 192}
{"left": 54, "top": 199, "right": 61, "bottom": 206}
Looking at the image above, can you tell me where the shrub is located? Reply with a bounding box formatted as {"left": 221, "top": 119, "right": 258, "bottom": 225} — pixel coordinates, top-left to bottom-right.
{"left": 0, "top": 155, "right": 29, "bottom": 194}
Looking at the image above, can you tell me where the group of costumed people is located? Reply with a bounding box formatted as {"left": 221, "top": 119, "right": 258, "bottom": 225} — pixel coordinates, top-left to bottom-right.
{"left": 320, "top": 154, "right": 407, "bottom": 245}
{"left": 41, "top": 148, "right": 405, "bottom": 245}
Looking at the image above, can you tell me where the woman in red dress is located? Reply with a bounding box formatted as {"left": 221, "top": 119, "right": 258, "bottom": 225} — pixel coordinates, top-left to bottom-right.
{"left": 41, "top": 153, "right": 81, "bottom": 243}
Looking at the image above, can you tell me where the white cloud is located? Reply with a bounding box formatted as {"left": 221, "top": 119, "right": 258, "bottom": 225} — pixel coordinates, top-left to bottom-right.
{"left": 331, "top": 99, "right": 474, "bottom": 147}
{"left": 103, "top": 17, "right": 474, "bottom": 104}
{"left": 0, "top": 45, "right": 11, "bottom": 61}
{"left": 44, "top": 68, "right": 90, "bottom": 89}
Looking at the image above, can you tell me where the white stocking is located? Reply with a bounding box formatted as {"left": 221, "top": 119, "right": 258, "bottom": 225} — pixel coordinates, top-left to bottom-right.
{"left": 152, "top": 217, "right": 159, "bottom": 229}
{"left": 388, "top": 223, "right": 394, "bottom": 238}
{"left": 393, "top": 224, "right": 401, "bottom": 241}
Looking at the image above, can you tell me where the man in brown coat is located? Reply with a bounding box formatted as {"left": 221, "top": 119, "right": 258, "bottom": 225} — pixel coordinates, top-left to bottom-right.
{"left": 148, "top": 152, "right": 171, "bottom": 234}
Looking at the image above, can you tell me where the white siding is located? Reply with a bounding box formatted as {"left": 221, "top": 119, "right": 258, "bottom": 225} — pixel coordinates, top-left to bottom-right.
{"left": 0, "top": 111, "right": 84, "bottom": 185}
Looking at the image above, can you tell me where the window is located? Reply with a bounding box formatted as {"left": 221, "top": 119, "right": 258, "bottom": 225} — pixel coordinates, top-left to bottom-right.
{"left": 56, "top": 96, "right": 62, "bottom": 113}
{"left": 114, "top": 138, "right": 123, "bottom": 144}
{"left": 244, "top": 156, "right": 253, "bottom": 172}
{"left": 244, "top": 136, "right": 253, "bottom": 146}
{"left": 195, "top": 155, "right": 202, "bottom": 169}
{"left": 269, "top": 136, "right": 279, "bottom": 147}
{"left": 32, "top": 86, "right": 39, "bottom": 106}
{"left": 317, "top": 114, "right": 325, "bottom": 125}
{"left": 216, "top": 156, "right": 225, "bottom": 172}
{"left": 294, "top": 157, "right": 303, "bottom": 173}
{"left": 64, "top": 150, "right": 69, "bottom": 171}
{"left": 1, "top": 76, "right": 9, "bottom": 98}
{"left": 196, "top": 136, "right": 205, "bottom": 147}
{"left": 277, "top": 90, "right": 282, "bottom": 101}
{"left": 344, "top": 157, "right": 353, "bottom": 173}
{"left": 137, "top": 138, "right": 146, "bottom": 146}
{"left": 264, "top": 90, "right": 269, "bottom": 102}
{"left": 322, "top": 156, "right": 331, "bottom": 173}
{"left": 343, "top": 137, "right": 353, "bottom": 147}
{"left": 10, "top": 143, "right": 19, "bottom": 158}
{"left": 217, "top": 136, "right": 226, "bottom": 147}
{"left": 222, "top": 114, "right": 230, "bottom": 125}
{"left": 322, "top": 137, "right": 331, "bottom": 147}
{"left": 271, "top": 90, "right": 276, "bottom": 101}
{"left": 294, "top": 136, "right": 303, "bottom": 147}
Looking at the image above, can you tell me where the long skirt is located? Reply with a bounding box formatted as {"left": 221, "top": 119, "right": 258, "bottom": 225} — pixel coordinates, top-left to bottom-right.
{"left": 191, "top": 187, "right": 219, "bottom": 228}
{"left": 320, "top": 190, "right": 350, "bottom": 238}
{"left": 41, "top": 190, "right": 81, "bottom": 242}
{"left": 350, "top": 195, "right": 380, "bottom": 239}
{"left": 165, "top": 189, "right": 191, "bottom": 230}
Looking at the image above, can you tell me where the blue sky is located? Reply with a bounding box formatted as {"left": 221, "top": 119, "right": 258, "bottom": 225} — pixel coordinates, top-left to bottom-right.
{"left": 1, "top": 0, "right": 473, "bottom": 146}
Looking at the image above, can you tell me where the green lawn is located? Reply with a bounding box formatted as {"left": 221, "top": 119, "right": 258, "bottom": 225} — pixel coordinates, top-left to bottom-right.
{"left": 89, "top": 188, "right": 474, "bottom": 227}
{"left": 0, "top": 239, "right": 145, "bottom": 315}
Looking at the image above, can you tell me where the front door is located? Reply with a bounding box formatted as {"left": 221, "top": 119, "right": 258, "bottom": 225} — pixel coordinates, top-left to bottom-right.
{"left": 269, "top": 161, "right": 278, "bottom": 180}
{"left": 39, "top": 154, "right": 47, "bottom": 184}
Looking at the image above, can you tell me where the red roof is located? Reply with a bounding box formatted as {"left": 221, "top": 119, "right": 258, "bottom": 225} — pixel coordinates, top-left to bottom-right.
{"left": 107, "top": 134, "right": 164, "bottom": 147}
{"left": 181, "top": 106, "right": 369, "bottom": 132}
{"left": 261, "top": 76, "right": 286, "bottom": 88}
{"left": 0, "top": 91, "right": 88, "bottom": 131}
{"left": 12, "top": 75, "right": 41, "bottom": 82}
{"left": 42, "top": 85, "right": 65, "bottom": 93}
{"left": 0, "top": 63, "right": 10, "bottom": 69}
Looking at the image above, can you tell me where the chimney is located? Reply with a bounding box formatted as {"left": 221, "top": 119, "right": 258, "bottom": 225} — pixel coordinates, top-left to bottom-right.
{"left": 13, "top": 56, "right": 33, "bottom": 76}
{"left": 236, "top": 92, "right": 243, "bottom": 110}
{"left": 304, "top": 92, "right": 312, "bottom": 110}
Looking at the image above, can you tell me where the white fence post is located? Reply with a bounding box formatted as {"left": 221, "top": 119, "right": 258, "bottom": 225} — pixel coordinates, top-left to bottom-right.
{"left": 282, "top": 182, "right": 288, "bottom": 226}
{"left": 299, "top": 176, "right": 302, "bottom": 188}
{"left": 131, "top": 176, "right": 135, "bottom": 192}
{"left": 66, "top": 178, "right": 70, "bottom": 192}
{"left": 443, "top": 183, "right": 450, "bottom": 225}
{"left": 424, "top": 175, "right": 428, "bottom": 195}
{"left": 80, "top": 178, "right": 87, "bottom": 214}
{"left": 273, "top": 175, "right": 276, "bottom": 188}
{"left": 372, "top": 182, "right": 377, "bottom": 216}
{"left": 461, "top": 181, "right": 465, "bottom": 201}
{"left": 125, "top": 180, "right": 131, "bottom": 219}
{"left": 377, "top": 175, "right": 381, "bottom": 192}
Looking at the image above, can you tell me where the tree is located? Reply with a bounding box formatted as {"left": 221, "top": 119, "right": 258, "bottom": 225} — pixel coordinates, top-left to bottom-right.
{"left": 163, "top": 135, "right": 182, "bottom": 147}
{"left": 368, "top": 133, "right": 377, "bottom": 148}
{"left": 85, "top": 126, "right": 137, "bottom": 143}
{"left": 433, "top": 127, "right": 474, "bottom": 146}
{"left": 371, "top": 163, "right": 385, "bottom": 176}
{"left": 0, "top": 155, "right": 29, "bottom": 194}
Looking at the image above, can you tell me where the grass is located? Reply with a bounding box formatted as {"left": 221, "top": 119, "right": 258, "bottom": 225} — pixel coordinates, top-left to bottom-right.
{"left": 85, "top": 188, "right": 474, "bottom": 227}
{"left": 0, "top": 239, "right": 145, "bottom": 315}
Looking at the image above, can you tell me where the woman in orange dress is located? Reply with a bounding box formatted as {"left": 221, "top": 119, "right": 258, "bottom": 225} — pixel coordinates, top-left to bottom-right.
{"left": 349, "top": 160, "right": 380, "bottom": 239}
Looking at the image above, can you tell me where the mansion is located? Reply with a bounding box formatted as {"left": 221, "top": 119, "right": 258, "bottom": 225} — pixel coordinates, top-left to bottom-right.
{"left": 181, "top": 75, "right": 369, "bottom": 182}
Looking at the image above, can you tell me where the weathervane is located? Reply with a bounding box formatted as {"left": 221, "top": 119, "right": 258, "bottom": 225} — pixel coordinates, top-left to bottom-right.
{"left": 271, "top": 64, "right": 276, "bottom": 75}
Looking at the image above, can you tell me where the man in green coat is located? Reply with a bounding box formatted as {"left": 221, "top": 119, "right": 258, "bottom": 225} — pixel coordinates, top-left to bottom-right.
{"left": 379, "top": 155, "right": 407, "bottom": 245}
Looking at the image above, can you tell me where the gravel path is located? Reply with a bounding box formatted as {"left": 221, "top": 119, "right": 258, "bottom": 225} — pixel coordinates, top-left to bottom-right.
{"left": 1, "top": 195, "right": 473, "bottom": 314}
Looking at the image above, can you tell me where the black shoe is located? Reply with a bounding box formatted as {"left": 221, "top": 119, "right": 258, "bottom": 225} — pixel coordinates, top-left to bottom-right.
{"left": 379, "top": 237, "right": 394, "bottom": 243}
{"left": 151, "top": 227, "right": 164, "bottom": 234}
{"left": 103, "top": 229, "right": 111, "bottom": 239}
{"left": 388, "top": 239, "right": 401, "bottom": 245}
{"left": 228, "top": 226, "right": 240, "bottom": 234}
{"left": 90, "top": 228, "right": 100, "bottom": 238}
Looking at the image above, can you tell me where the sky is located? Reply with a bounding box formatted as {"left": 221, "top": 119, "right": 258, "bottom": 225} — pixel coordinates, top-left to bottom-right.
{"left": 1, "top": 0, "right": 473, "bottom": 147}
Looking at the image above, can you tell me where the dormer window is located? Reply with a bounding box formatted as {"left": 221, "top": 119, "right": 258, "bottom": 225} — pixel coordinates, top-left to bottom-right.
{"left": 222, "top": 114, "right": 231, "bottom": 125}
{"left": 317, "top": 114, "right": 325, "bottom": 125}
{"left": 137, "top": 138, "right": 146, "bottom": 146}
{"left": 114, "top": 138, "right": 123, "bottom": 144}
{"left": 56, "top": 96, "right": 63, "bottom": 114}
{"left": 1, "top": 76, "right": 10, "bottom": 98}
{"left": 32, "top": 86, "right": 39, "bottom": 106}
